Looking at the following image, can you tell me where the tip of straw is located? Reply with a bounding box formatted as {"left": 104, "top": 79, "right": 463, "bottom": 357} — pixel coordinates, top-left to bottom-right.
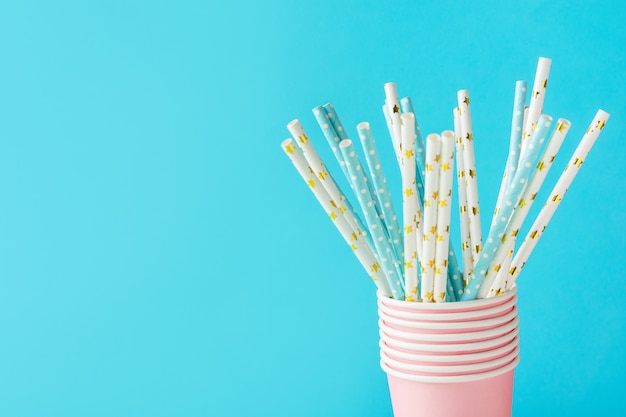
{"left": 287, "top": 119, "right": 300, "bottom": 128}
{"left": 557, "top": 118, "right": 571, "bottom": 128}
{"left": 384, "top": 82, "right": 398, "bottom": 97}
{"left": 339, "top": 139, "right": 352, "bottom": 148}
{"left": 281, "top": 138, "right": 294, "bottom": 148}
{"left": 426, "top": 133, "right": 440, "bottom": 142}
{"left": 356, "top": 121, "right": 370, "bottom": 130}
{"left": 401, "top": 112, "right": 415, "bottom": 123}
{"left": 597, "top": 109, "right": 610, "bottom": 120}
{"left": 441, "top": 130, "right": 455, "bottom": 140}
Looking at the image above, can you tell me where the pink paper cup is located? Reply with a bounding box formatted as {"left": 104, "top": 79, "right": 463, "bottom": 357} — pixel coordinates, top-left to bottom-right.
{"left": 379, "top": 306, "right": 518, "bottom": 334}
{"left": 382, "top": 357, "right": 519, "bottom": 417}
{"left": 380, "top": 327, "right": 519, "bottom": 356}
{"left": 379, "top": 316, "right": 519, "bottom": 344}
{"left": 380, "top": 345, "right": 520, "bottom": 376}
{"left": 379, "top": 336, "right": 519, "bottom": 366}
{"left": 378, "top": 296, "right": 517, "bottom": 323}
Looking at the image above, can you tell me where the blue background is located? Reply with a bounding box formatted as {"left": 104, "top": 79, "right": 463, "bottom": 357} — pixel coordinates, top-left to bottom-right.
{"left": 0, "top": 1, "right": 624, "bottom": 416}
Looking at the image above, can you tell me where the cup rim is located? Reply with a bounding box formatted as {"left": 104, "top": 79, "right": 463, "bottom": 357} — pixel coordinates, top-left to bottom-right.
{"left": 380, "top": 345, "right": 520, "bottom": 374}
{"left": 377, "top": 285, "right": 517, "bottom": 311}
{"left": 379, "top": 335, "right": 520, "bottom": 363}
{"left": 381, "top": 355, "right": 519, "bottom": 383}
{"left": 379, "top": 326, "right": 519, "bottom": 352}
{"left": 379, "top": 316, "right": 519, "bottom": 342}
{"left": 378, "top": 305, "right": 518, "bottom": 330}
{"left": 377, "top": 295, "right": 517, "bottom": 322}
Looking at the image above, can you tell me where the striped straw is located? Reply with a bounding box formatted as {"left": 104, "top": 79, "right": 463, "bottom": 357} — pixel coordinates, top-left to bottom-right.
{"left": 420, "top": 133, "right": 442, "bottom": 302}
{"left": 433, "top": 130, "right": 455, "bottom": 302}
{"left": 357, "top": 122, "right": 404, "bottom": 261}
{"left": 453, "top": 107, "right": 472, "bottom": 289}
{"left": 457, "top": 90, "right": 483, "bottom": 271}
{"left": 281, "top": 139, "right": 393, "bottom": 296}
{"left": 505, "top": 109, "right": 609, "bottom": 290}
{"left": 491, "top": 81, "right": 528, "bottom": 230}
{"left": 400, "top": 113, "right": 419, "bottom": 301}
{"left": 520, "top": 57, "right": 551, "bottom": 164}
{"left": 469, "top": 115, "right": 553, "bottom": 299}
{"left": 486, "top": 118, "right": 571, "bottom": 297}
{"left": 287, "top": 120, "right": 371, "bottom": 247}
{"left": 339, "top": 139, "right": 405, "bottom": 299}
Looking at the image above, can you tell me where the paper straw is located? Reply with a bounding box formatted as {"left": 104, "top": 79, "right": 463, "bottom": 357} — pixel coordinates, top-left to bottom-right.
{"left": 281, "top": 139, "right": 393, "bottom": 296}
{"left": 457, "top": 90, "right": 483, "bottom": 269}
{"left": 357, "top": 122, "right": 404, "bottom": 261}
{"left": 287, "top": 120, "right": 371, "bottom": 247}
{"left": 486, "top": 118, "right": 571, "bottom": 297}
{"left": 467, "top": 115, "right": 552, "bottom": 300}
{"left": 384, "top": 82, "right": 403, "bottom": 161}
{"left": 312, "top": 105, "right": 350, "bottom": 182}
{"left": 490, "top": 81, "right": 528, "bottom": 230}
{"left": 318, "top": 104, "right": 381, "bottom": 217}
{"left": 505, "top": 109, "right": 609, "bottom": 290}
{"left": 433, "top": 130, "right": 455, "bottom": 302}
{"left": 339, "top": 139, "right": 405, "bottom": 299}
{"left": 453, "top": 107, "right": 472, "bottom": 289}
{"left": 399, "top": 97, "right": 426, "bottom": 172}
{"left": 400, "top": 113, "right": 419, "bottom": 301}
{"left": 520, "top": 57, "right": 551, "bottom": 164}
{"left": 420, "top": 133, "right": 441, "bottom": 302}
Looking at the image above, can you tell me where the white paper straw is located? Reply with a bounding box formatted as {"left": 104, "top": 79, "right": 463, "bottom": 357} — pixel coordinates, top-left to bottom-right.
{"left": 520, "top": 57, "right": 551, "bottom": 165}
{"left": 384, "top": 82, "right": 403, "bottom": 162}
{"left": 457, "top": 90, "right": 483, "bottom": 268}
{"left": 400, "top": 113, "right": 419, "bottom": 301}
{"left": 505, "top": 110, "right": 610, "bottom": 290}
{"left": 287, "top": 120, "right": 372, "bottom": 248}
{"left": 433, "top": 130, "right": 455, "bottom": 302}
{"left": 453, "top": 107, "right": 471, "bottom": 291}
{"left": 281, "top": 139, "right": 393, "bottom": 296}
{"left": 486, "top": 118, "right": 571, "bottom": 297}
{"left": 420, "top": 133, "right": 441, "bottom": 302}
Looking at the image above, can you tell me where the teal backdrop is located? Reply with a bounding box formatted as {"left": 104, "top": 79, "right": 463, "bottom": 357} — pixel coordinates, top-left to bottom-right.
{"left": 0, "top": 1, "right": 624, "bottom": 416}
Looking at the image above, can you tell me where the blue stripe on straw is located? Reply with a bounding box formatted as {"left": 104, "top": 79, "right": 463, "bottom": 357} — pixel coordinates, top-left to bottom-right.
{"left": 340, "top": 139, "right": 405, "bottom": 299}
{"left": 462, "top": 115, "right": 552, "bottom": 301}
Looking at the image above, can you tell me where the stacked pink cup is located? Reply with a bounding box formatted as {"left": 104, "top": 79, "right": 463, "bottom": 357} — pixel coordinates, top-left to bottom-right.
{"left": 377, "top": 286, "right": 520, "bottom": 417}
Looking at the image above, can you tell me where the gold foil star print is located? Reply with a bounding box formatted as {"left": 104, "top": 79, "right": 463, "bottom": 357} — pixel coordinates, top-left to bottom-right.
{"left": 298, "top": 134, "right": 308, "bottom": 144}
{"left": 285, "top": 143, "right": 296, "bottom": 154}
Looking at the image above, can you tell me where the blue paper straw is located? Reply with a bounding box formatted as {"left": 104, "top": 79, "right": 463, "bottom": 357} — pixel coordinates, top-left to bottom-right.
{"left": 357, "top": 122, "right": 404, "bottom": 263}
{"left": 490, "top": 81, "right": 528, "bottom": 231}
{"left": 462, "top": 115, "right": 553, "bottom": 300}
{"left": 340, "top": 139, "right": 405, "bottom": 299}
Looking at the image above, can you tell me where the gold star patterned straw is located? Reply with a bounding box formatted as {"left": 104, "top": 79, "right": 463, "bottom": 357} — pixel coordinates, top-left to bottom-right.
{"left": 504, "top": 110, "right": 610, "bottom": 291}
{"left": 520, "top": 57, "right": 551, "bottom": 166}
{"left": 384, "top": 82, "right": 403, "bottom": 162}
{"left": 281, "top": 139, "right": 393, "bottom": 296}
{"left": 420, "top": 133, "right": 441, "bottom": 302}
{"left": 400, "top": 113, "right": 419, "bottom": 301}
{"left": 287, "top": 120, "right": 371, "bottom": 249}
{"left": 485, "top": 118, "right": 571, "bottom": 297}
{"left": 453, "top": 107, "right": 471, "bottom": 294}
{"left": 457, "top": 90, "right": 483, "bottom": 270}
{"left": 433, "top": 130, "right": 455, "bottom": 302}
